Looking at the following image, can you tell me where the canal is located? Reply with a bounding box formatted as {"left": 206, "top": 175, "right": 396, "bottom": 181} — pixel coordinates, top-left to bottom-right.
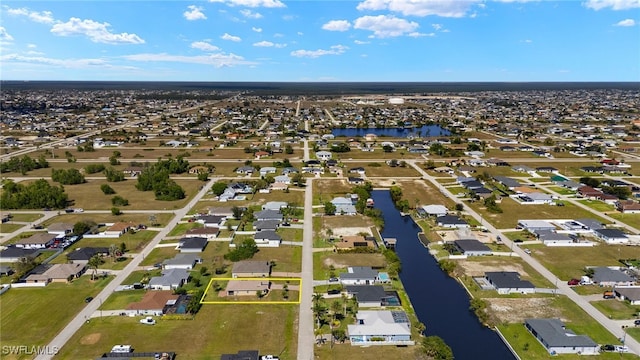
{"left": 371, "top": 190, "right": 516, "bottom": 359}
{"left": 332, "top": 124, "right": 450, "bottom": 138}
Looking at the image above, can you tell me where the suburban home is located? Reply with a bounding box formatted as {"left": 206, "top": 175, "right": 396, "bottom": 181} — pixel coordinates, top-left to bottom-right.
{"left": 235, "top": 166, "right": 255, "bottom": 176}
{"left": 15, "top": 232, "right": 57, "bottom": 249}
{"left": 25, "top": 263, "right": 86, "bottom": 284}
{"left": 207, "top": 207, "right": 235, "bottom": 218}
{"left": 616, "top": 200, "right": 640, "bottom": 214}
{"left": 534, "top": 230, "right": 575, "bottom": 246}
{"left": 418, "top": 205, "right": 448, "bottom": 217}
{"left": 613, "top": 286, "right": 640, "bottom": 305}
{"left": 231, "top": 260, "right": 271, "bottom": 278}
{"left": 484, "top": 271, "right": 535, "bottom": 294}
{"left": 253, "top": 220, "right": 280, "bottom": 232}
{"left": 105, "top": 222, "right": 135, "bottom": 237}
{"left": 184, "top": 227, "right": 219, "bottom": 240}
{"left": 262, "top": 201, "right": 288, "bottom": 211}
{"left": 515, "top": 192, "right": 554, "bottom": 205}
{"left": 437, "top": 215, "right": 469, "bottom": 229}
{"left": 66, "top": 247, "right": 109, "bottom": 263}
{"left": 574, "top": 218, "right": 604, "bottom": 231}
{"left": 273, "top": 175, "right": 291, "bottom": 185}
{"left": 162, "top": 253, "right": 202, "bottom": 270}
{"left": 197, "top": 215, "right": 226, "bottom": 228}
{"left": 339, "top": 266, "right": 379, "bottom": 285}
{"left": 259, "top": 166, "right": 277, "bottom": 177}
{"left": 47, "top": 223, "right": 74, "bottom": 237}
{"left": 253, "top": 230, "right": 282, "bottom": 247}
{"left": 316, "top": 151, "right": 332, "bottom": 161}
{"left": 126, "top": 290, "right": 179, "bottom": 316}
{"left": 254, "top": 209, "right": 283, "bottom": 222}
{"left": 148, "top": 268, "right": 190, "bottom": 290}
{"left": 592, "top": 267, "right": 635, "bottom": 287}
{"left": 334, "top": 235, "right": 376, "bottom": 251}
{"left": 270, "top": 181, "right": 289, "bottom": 191}
{"left": 347, "top": 310, "right": 413, "bottom": 346}
{"left": 331, "top": 197, "right": 357, "bottom": 215}
{"left": 577, "top": 186, "right": 604, "bottom": 199}
{"left": 525, "top": 318, "right": 599, "bottom": 355}
{"left": 345, "top": 285, "right": 400, "bottom": 308}
{"left": 348, "top": 177, "right": 365, "bottom": 185}
{"left": 0, "top": 246, "right": 39, "bottom": 262}
{"left": 221, "top": 350, "right": 260, "bottom": 360}
{"left": 593, "top": 228, "right": 629, "bottom": 244}
{"left": 517, "top": 220, "right": 556, "bottom": 233}
{"left": 177, "top": 237, "right": 208, "bottom": 253}
{"left": 226, "top": 280, "right": 270, "bottom": 296}
{"left": 453, "top": 239, "right": 492, "bottom": 256}
{"left": 494, "top": 176, "right": 521, "bottom": 189}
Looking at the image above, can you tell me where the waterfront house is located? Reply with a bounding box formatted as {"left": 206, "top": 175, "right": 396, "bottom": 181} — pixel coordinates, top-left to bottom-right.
{"left": 484, "top": 271, "right": 535, "bottom": 294}
{"left": 347, "top": 310, "right": 413, "bottom": 346}
{"left": 524, "top": 318, "right": 599, "bottom": 355}
{"left": 339, "top": 266, "right": 378, "bottom": 285}
{"left": 453, "top": 239, "right": 492, "bottom": 256}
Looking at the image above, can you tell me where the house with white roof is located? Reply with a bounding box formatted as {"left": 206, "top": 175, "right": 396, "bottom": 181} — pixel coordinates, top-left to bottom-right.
{"left": 347, "top": 310, "right": 414, "bottom": 346}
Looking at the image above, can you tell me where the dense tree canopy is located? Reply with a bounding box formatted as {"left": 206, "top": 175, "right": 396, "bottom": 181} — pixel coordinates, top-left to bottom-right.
{"left": 1, "top": 179, "right": 68, "bottom": 209}
{"left": 224, "top": 239, "right": 259, "bottom": 262}
{"left": 0, "top": 155, "right": 49, "bottom": 174}
{"left": 51, "top": 168, "right": 86, "bottom": 185}
{"left": 135, "top": 160, "right": 186, "bottom": 201}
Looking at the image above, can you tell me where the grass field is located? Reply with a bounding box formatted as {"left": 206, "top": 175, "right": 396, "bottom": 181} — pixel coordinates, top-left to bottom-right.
{"left": 0, "top": 276, "right": 112, "bottom": 359}
{"left": 577, "top": 199, "right": 616, "bottom": 212}
{"left": 139, "top": 247, "right": 179, "bottom": 266}
{"left": 55, "top": 304, "right": 298, "bottom": 360}
{"left": 590, "top": 299, "right": 640, "bottom": 320}
{"left": 608, "top": 213, "right": 640, "bottom": 230}
{"left": 313, "top": 252, "right": 387, "bottom": 280}
{"left": 167, "top": 222, "right": 203, "bottom": 236}
{"left": 5, "top": 213, "right": 44, "bottom": 222}
{"left": 99, "top": 289, "right": 146, "bottom": 310}
{"left": 42, "top": 213, "right": 174, "bottom": 227}
{"left": 466, "top": 197, "right": 609, "bottom": 229}
{"left": 530, "top": 244, "right": 640, "bottom": 280}
{"left": 75, "top": 230, "right": 159, "bottom": 253}
{"left": 345, "top": 162, "right": 421, "bottom": 177}
{"left": 0, "top": 223, "right": 24, "bottom": 233}
{"left": 313, "top": 179, "right": 356, "bottom": 205}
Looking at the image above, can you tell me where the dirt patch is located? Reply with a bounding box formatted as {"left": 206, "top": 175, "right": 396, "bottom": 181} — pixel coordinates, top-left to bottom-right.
{"left": 80, "top": 333, "right": 101, "bottom": 345}
{"left": 458, "top": 260, "right": 528, "bottom": 277}
{"left": 330, "top": 227, "right": 373, "bottom": 237}
{"left": 486, "top": 298, "right": 564, "bottom": 323}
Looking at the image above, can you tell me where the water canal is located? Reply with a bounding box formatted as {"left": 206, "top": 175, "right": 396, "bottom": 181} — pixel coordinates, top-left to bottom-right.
{"left": 331, "top": 124, "right": 450, "bottom": 138}
{"left": 371, "top": 190, "right": 516, "bottom": 359}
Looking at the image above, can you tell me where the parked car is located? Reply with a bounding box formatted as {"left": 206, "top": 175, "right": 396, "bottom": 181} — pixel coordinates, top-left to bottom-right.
{"left": 603, "top": 291, "right": 615, "bottom": 299}
{"left": 261, "top": 355, "right": 279, "bottom": 360}
{"left": 523, "top": 248, "right": 532, "bottom": 255}
{"left": 634, "top": 319, "right": 640, "bottom": 326}
{"left": 614, "top": 345, "right": 629, "bottom": 353}
{"left": 328, "top": 277, "right": 339, "bottom": 282}
{"left": 85, "top": 296, "right": 94, "bottom": 303}
{"left": 139, "top": 316, "right": 156, "bottom": 325}
{"left": 567, "top": 279, "right": 580, "bottom": 286}
{"left": 327, "top": 289, "right": 341, "bottom": 295}
{"left": 600, "top": 344, "right": 615, "bottom": 352}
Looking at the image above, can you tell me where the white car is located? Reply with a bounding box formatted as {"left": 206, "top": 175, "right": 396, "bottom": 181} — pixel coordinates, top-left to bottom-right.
{"left": 614, "top": 345, "right": 629, "bottom": 353}
{"left": 139, "top": 316, "right": 156, "bottom": 325}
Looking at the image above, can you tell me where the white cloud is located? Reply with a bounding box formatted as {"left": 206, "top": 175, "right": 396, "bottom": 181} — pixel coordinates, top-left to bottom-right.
{"left": 191, "top": 41, "right": 220, "bottom": 51}
{"left": 252, "top": 27, "right": 263, "bottom": 32}
{"left": 584, "top": 0, "right": 640, "bottom": 10}
{"left": 356, "top": 0, "right": 479, "bottom": 18}
{"left": 290, "top": 44, "right": 348, "bottom": 58}
{"left": 522, "top": 39, "right": 533, "bottom": 43}
{"left": 273, "top": 33, "right": 284, "bottom": 37}
{"left": 209, "top": 0, "right": 286, "bottom": 8}
{"left": 184, "top": 5, "right": 207, "bottom": 20}
{"left": 122, "top": 52, "right": 255, "bottom": 68}
{"left": 221, "top": 33, "right": 242, "bottom": 41}
{"left": 614, "top": 18, "right": 636, "bottom": 26}
{"left": 354, "top": 40, "right": 370, "bottom": 44}
{"left": 432, "top": 23, "right": 442, "bottom": 31}
{"left": 0, "top": 27, "right": 14, "bottom": 42}
{"left": 27, "top": 43, "right": 37, "bottom": 48}
{"left": 353, "top": 15, "right": 419, "bottom": 38}
{"left": 297, "top": 31, "right": 304, "bottom": 35}
{"left": 240, "top": 9, "right": 263, "bottom": 18}
{"left": 1, "top": 53, "right": 110, "bottom": 68}
{"left": 322, "top": 20, "right": 352, "bottom": 31}
{"left": 51, "top": 18, "right": 145, "bottom": 44}
{"left": 6, "top": 7, "right": 55, "bottom": 24}
{"left": 26, "top": 50, "right": 44, "bottom": 55}
{"left": 253, "top": 40, "right": 286, "bottom": 48}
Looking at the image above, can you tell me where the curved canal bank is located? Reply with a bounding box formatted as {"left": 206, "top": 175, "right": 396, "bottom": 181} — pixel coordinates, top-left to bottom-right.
{"left": 371, "top": 190, "right": 516, "bottom": 359}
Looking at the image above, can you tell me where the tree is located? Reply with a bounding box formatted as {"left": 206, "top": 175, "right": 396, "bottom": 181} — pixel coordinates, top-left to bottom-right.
{"left": 84, "top": 164, "right": 105, "bottom": 174}
{"left": 455, "top": 203, "right": 464, "bottom": 212}
{"left": 421, "top": 336, "right": 453, "bottom": 360}
{"left": 291, "top": 172, "right": 306, "bottom": 187}
{"left": 579, "top": 176, "right": 601, "bottom": 188}
{"left": 211, "top": 181, "right": 228, "bottom": 196}
{"left": 51, "top": 168, "right": 85, "bottom": 185}
{"left": 197, "top": 172, "right": 209, "bottom": 181}
{"left": 382, "top": 145, "right": 394, "bottom": 153}
{"left": 111, "top": 207, "right": 122, "bottom": 215}
{"left": 73, "top": 220, "right": 97, "bottom": 236}
{"left": 148, "top": 214, "right": 158, "bottom": 226}
{"left": 324, "top": 201, "right": 336, "bottom": 216}
{"left": 224, "top": 239, "right": 259, "bottom": 261}
{"left": 104, "top": 167, "right": 125, "bottom": 182}
{"left": 87, "top": 254, "right": 104, "bottom": 280}
{"left": 119, "top": 242, "right": 127, "bottom": 255}
{"left": 111, "top": 196, "right": 129, "bottom": 206}
{"left": 101, "top": 184, "right": 116, "bottom": 195}
{"left": 1, "top": 179, "right": 68, "bottom": 209}
{"left": 109, "top": 244, "right": 118, "bottom": 262}
{"left": 285, "top": 144, "right": 294, "bottom": 154}
{"left": 312, "top": 293, "right": 327, "bottom": 329}
{"left": 231, "top": 206, "right": 244, "bottom": 220}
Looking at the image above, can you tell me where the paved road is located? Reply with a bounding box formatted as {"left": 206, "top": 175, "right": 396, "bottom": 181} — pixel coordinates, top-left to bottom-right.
{"left": 0, "top": 211, "right": 57, "bottom": 244}
{"left": 408, "top": 160, "right": 640, "bottom": 355}
{"left": 296, "top": 177, "right": 314, "bottom": 360}
{"left": 36, "top": 179, "right": 215, "bottom": 360}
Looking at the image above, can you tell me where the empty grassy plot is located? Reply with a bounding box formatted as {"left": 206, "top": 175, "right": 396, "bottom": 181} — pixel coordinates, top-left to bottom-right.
{"left": 608, "top": 213, "right": 640, "bottom": 230}
{"left": 313, "top": 251, "right": 387, "bottom": 280}
{"left": 278, "top": 227, "right": 303, "bottom": 242}
{"left": 42, "top": 213, "right": 174, "bottom": 228}
{"left": 577, "top": 199, "right": 616, "bottom": 212}
{"left": 531, "top": 245, "right": 640, "bottom": 280}
{"left": 396, "top": 179, "right": 457, "bottom": 209}
{"left": 347, "top": 162, "right": 420, "bottom": 177}
{"left": 6, "top": 213, "right": 43, "bottom": 222}
{"left": 167, "top": 222, "right": 203, "bottom": 237}
{"left": 55, "top": 304, "right": 298, "bottom": 360}
{"left": 590, "top": 299, "right": 640, "bottom": 320}
{"left": 139, "top": 247, "right": 179, "bottom": 266}
{"left": 77, "top": 230, "right": 158, "bottom": 253}
{"left": 0, "top": 276, "right": 112, "bottom": 353}
{"left": 202, "top": 278, "right": 301, "bottom": 304}
{"left": 0, "top": 223, "right": 24, "bottom": 233}
{"left": 99, "top": 289, "right": 146, "bottom": 310}
{"left": 250, "top": 246, "right": 302, "bottom": 273}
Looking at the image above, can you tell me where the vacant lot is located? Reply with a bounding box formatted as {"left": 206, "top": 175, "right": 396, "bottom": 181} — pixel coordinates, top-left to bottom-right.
{"left": 42, "top": 213, "right": 174, "bottom": 228}
{"left": 0, "top": 276, "right": 112, "bottom": 359}
{"left": 55, "top": 304, "right": 298, "bottom": 359}
{"left": 313, "top": 252, "right": 387, "bottom": 279}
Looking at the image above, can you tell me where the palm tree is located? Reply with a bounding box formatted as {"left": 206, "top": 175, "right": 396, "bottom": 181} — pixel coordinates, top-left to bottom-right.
{"left": 312, "top": 293, "right": 326, "bottom": 329}
{"left": 87, "top": 254, "right": 104, "bottom": 281}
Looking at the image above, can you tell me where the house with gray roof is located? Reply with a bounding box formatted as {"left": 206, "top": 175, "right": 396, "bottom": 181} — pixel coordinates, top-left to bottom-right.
{"left": 534, "top": 230, "right": 574, "bottom": 246}
{"left": 494, "top": 176, "right": 521, "bottom": 189}
{"left": 346, "top": 285, "right": 400, "bottom": 308}
{"left": 592, "top": 267, "right": 635, "bottom": 287}
{"left": 253, "top": 230, "right": 282, "bottom": 247}
{"left": 162, "top": 253, "right": 201, "bottom": 270}
{"left": 262, "top": 201, "right": 288, "bottom": 211}
{"left": 453, "top": 239, "right": 492, "bottom": 256}
{"left": 594, "top": 228, "right": 629, "bottom": 244}
{"left": 614, "top": 286, "right": 640, "bottom": 305}
{"left": 340, "top": 266, "right": 379, "bottom": 285}
{"left": 574, "top": 218, "right": 604, "bottom": 231}
{"left": 254, "top": 209, "right": 283, "bottom": 222}
{"left": 66, "top": 247, "right": 109, "bottom": 263}
{"left": 14, "top": 232, "right": 56, "bottom": 249}
{"left": 231, "top": 260, "right": 271, "bottom": 278}
{"left": 347, "top": 310, "right": 414, "bottom": 346}
{"left": 177, "top": 237, "right": 208, "bottom": 253}
{"left": 437, "top": 215, "right": 469, "bottom": 229}
{"left": 517, "top": 220, "right": 556, "bottom": 232}
{"left": 525, "top": 318, "right": 599, "bottom": 355}
{"left": 484, "top": 271, "right": 535, "bottom": 294}
{"left": 417, "top": 204, "right": 448, "bottom": 217}
{"left": 148, "top": 268, "right": 190, "bottom": 290}
{"left": 253, "top": 220, "right": 280, "bottom": 232}
{"left": 0, "top": 247, "right": 39, "bottom": 262}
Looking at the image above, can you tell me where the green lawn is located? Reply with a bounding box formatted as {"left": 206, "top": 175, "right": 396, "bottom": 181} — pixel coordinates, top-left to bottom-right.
{"left": 100, "top": 289, "right": 146, "bottom": 310}
{"left": 278, "top": 227, "right": 303, "bottom": 242}
{"left": 608, "top": 213, "right": 640, "bottom": 230}
{"left": 78, "top": 230, "right": 159, "bottom": 253}
{"left": 0, "top": 223, "right": 24, "bottom": 233}
{"left": 55, "top": 304, "right": 298, "bottom": 360}
{"left": 0, "top": 276, "right": 112, "bottom": 359}
{"left": 167, "top": 222, "right": 203, "bottom": 236}
{"left": 590, "top": 300, "right": 640, "bottom": 320}
{"left": 312, "top": 251, "right": 387, "bottom": 280}
{"left": 139, "top": 247, "right": 179, "bottom": 266}
{"left": 6, "top": 213, "right": 44, "bottom": 222}
{"left": 531, "top": 245, "right": 640, "bottom": 280}
{"left": 42, "top": 213, "right": 174, "bottom": 227}
{"left": 577, "top": 199, "right": 616, "bottom": 212}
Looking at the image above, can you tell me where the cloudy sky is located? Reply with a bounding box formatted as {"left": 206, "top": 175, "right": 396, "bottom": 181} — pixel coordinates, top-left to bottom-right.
{"left": 1, "top": 0, "right": 639, "bottom": 81}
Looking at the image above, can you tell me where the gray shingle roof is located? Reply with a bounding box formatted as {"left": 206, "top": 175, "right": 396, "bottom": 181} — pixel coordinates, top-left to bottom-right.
{"left": 525, "top": 318, "right": 597, "bottom": 348}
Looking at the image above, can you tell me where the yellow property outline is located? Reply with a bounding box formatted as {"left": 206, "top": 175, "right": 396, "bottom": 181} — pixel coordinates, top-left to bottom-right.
{"left": 200, "top": 277, "right": 302, "bottom": 304}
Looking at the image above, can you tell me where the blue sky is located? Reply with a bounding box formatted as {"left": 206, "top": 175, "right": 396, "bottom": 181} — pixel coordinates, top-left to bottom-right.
{"left": 1, "top": 0, "right": 639, "bottom": 81}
